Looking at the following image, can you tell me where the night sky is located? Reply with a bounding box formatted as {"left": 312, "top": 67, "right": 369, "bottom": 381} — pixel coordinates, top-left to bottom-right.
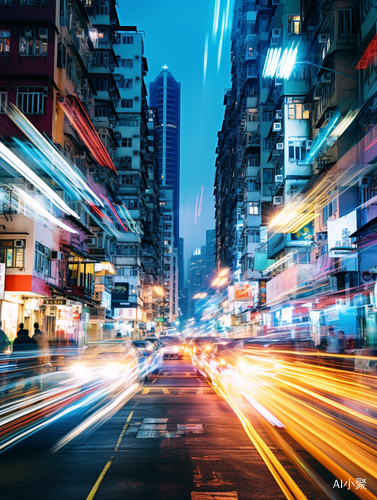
{"left": 118, "top": 0, "right": 233, "bottom": 267}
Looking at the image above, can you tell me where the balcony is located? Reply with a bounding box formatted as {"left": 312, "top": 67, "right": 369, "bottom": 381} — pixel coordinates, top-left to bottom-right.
{"left": 247, "top": 121, "right": 260, "bottom": 133}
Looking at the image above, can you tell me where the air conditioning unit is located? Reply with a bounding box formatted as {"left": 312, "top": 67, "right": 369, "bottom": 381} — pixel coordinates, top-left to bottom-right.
{"left": 329, "top": 276, "right": 337, "bottom": 291}
{"left": 305, "top": 140, "right": 313, "bottom": 149}
{"left": 322, "top": 72, "right": 332, "bottom": 83}
{"left": 272, "top": 28, "right": 281, "bottom": 38}
{"left": 135, "top": 96, "right": 139, "bottom": 101}
{"left": 273, "top": 196, "right": 283, "bottom": 205}
{"left": 359, "top": 177, "right": 371, "bottom": 187}
{"left": 15, "top": 240, "right": 25, "bottom": 248}
{"left": 275, "top": 174, "right": 283, "bottom": 183}
{"left": 135, "top": 55, "right": 139, "bottom": 60}
{"left": 273, "top": 122, "right": 282, "bottom": 131}
{"left": 272, "top": 150, "right": 280, "bottom": 156}
{"left": 314, "top": 232, "right": 327, "bottom": 243}
{"left": 38, "top": 28, "right": 48, "bottom": 39}
{"left": 50, "top": 251, "right": 63, "bottom": 261}
{"left": 303, "top": 104, "right": 311, "bottom": 112}
{"left": 276, "top": 142, "right": 284, "bottom": 150}
{"left": 109, "top": 85, "right": 115, "bottom": 91}
{"left": 325, "top": 111, "right": 334, "bottom": 121}
{"left": 271, "top": 38, "right": 279, "bottom": 47}
{"left": 318, "top": 34, "right": 327, "bottom": 44}
{"left": 275, "top": 111, "right": 282, "bottom": 119}
{"left": 136, "top": 76, "right": 140, "bottom": 81}
{"left": 313, "top": 90, "right": 322, "bottom": 100}
{"left": 76, "top": 29, "right": 85, "bottom": 39}
{"left": 272, "top": 0, "right": 280, "bottom": 5}
{"left": 24, "top": 27, "right": 32, "bottom": 38}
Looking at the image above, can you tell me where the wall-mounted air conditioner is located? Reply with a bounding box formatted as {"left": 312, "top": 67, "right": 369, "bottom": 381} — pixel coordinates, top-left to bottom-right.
{"left": 275, "top": 111, "right": 282, "bottom": 119}
{"left": 15, "top": 240, "right": 25, "bottom": 248}
{"left": 271, "top": 38, "right": 279, "bottom": 47}
{"left": 273, "top": 122, "right": 282, "bottom": 131}
{"left": 318, "top": 34, "right": 327, "bottom": 44}
{"left": 272, "top": 28, "right": 281, "bottom": 38}
{"left": 50, "top": 251, "right": 63, "bottom": 261}
{"left": 276, "top": 143, "right": 284, "bottom": 150}
{"left": 325, "top": 111, "right": 334, "bottom": 121}
{"left": 322, "top": 72, "right": 332, "bottom": 83}
{"left": 273, "top": 196, "right": 283, "bottom": 205}
{"left": 359, "top": 177, "right": 371, "bottom": 187}
{"left": 39, "top": 28, "right": 48, "bottom": 39}
{"left": 275, "top": 175, "right": 283, "bottom": 183}
{"left": 314, "top": 232, "right": 327, "bottom": 243}
{"left": 313, "top": 90, "right": 322, "bottom": 100}
{"left": 305, "top": 140, "right": 313, "bottom": 149}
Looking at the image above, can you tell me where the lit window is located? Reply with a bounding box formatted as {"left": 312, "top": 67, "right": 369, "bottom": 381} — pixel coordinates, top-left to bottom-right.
{"left": 288, "top": 15, "right": 301, "bottom": 35}
{"left": 0, "top": 31, "right": 10, "bottom": 55}
{"left": 248, "top": 203, "right": 259, "bottom": 215}
{"left": 0, "top": 240, "right": 25, "bottom": 268}
{"left": 19, "top": 30, "right": 48, "bottom": 57}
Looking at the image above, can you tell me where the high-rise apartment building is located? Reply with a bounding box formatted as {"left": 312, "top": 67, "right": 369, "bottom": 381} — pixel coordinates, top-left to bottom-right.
{"left": 149, "top": 67, "right": 181, "bottom": 322}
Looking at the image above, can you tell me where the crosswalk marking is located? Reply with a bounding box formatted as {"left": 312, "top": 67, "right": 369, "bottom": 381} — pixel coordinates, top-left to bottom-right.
{"left": 139, "top": 387, "right": 213, "bottom": 395}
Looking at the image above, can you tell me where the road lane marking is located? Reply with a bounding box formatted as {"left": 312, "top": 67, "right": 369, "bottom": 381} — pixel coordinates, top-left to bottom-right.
{"left": 114, "top": 411, "right": 133, "bottom": 451}
{"left": 162, "top": 388, "right": 170, "bottom": 394}
{"left": 139, "top": 387, "right": 213, "bottom": 395}
{"left": 86, "top": 410, "right": 133, "bottom": 500}
{"left": 151, "top": 378, "right": 157, "bottom": 384}
{"left": 86, "top": 457, "right": 113, "bottom": 500}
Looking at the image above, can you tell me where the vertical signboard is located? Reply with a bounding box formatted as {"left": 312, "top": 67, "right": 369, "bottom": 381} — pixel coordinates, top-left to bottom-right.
{"left": 0, "top": 263, "right": 5, "bottom": 300}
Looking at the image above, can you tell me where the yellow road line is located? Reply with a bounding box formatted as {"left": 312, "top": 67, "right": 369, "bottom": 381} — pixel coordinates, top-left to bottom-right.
{"left": 86, "top": 458, "right": 113, "bottom": 500}
{"left": 86, "top": 410, "right": 134, "bottom": 500}
{"left": 114, "top": 411, "right": 133, "bottom": 451}
{"left": 151, "top": 378, "right": 157, "bottom": 384}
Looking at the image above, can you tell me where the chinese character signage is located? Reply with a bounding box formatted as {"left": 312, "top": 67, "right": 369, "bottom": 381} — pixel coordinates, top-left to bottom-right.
{"left": 328, "top": 211, "right": 357, "bottom": 258}
{"left": 89, "top": 307, "right": 106, "bottom": 322}
{"left": 44, "top": 299, "right": 67, "bottom": 305}
{"left": 234, "top": 282, "right": 259, "bottom": 301}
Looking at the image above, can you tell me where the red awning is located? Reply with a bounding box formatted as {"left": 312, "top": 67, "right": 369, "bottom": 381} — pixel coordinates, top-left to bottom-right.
{"left": 57, "top": 95, "right": 117, "bottom": 173}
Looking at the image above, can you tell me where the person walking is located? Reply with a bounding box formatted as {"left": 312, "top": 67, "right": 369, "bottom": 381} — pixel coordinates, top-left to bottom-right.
{"left": 12, "top": 326, "right": 38, "bottom": 391}
{"left": 326, "top": 326, "right": 339, "bottom": 354}
{"left": 0, "top": 321, "right": 10, "bottom": 353}
{"left": 32, "top": 323, "right": 49, "bottom": 385}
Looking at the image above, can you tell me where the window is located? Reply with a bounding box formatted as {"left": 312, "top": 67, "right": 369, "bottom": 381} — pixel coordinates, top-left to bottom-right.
{"left": 0, "top": 31, "right": 10, "bottom": 55}
{"left": 17, "top": 86, "right": 47, "bottom": 114}
{"left": 288, "top": 143, "right": 305, "bottom": 162}
{"left": 120, "top": 99, "right": 133, "bottom": 108}
{"left": 288, "top": 15, "right": 301, "bottom": 34}
{"left": 121, "top": 138, "right": 132, "bottom": 147}
{"left": 0, "top": 0, "right": 13, "bottom": 4}
{"left": 95, "top": 104, "right": 108, "bottom": 117}
{"left": 0, "top": 240, "right": 25, "bottom": 268}
{"left": 122, "top": 36, "right": 133, "bottom": 44}
{"left": 119, "top": 117, "right": 138, "bottom": 126}
{"left": 98, "top": 31, "right": 109, "bottom": 42}
{"left": 120, "top": 58, "right": 133, "bottom": 68}
{"left": 263, "top": 169, "right": 274, "bottom": 184}
{"left": 34, "top": 242, "right": 51, "bottom": 275}
{"left": 338, "top": 9, "right": 353, "bottom": 35}
{"left": 248, "top": 202, "right": 259, "bottom": 215}
{"left": 0, "top": 89, "right": 7, "bottom": 113}
{"left": 125, "top": 79, "right": 133, "bottom": 89}
{"left": 288, "top": 103, "right": 309, "bottom": 120}
{"left": 94, "top": 0, "right": 109, "bottom": 15}
{"left": 20, "top": 30, "right": 48, "bottom": 57}
{"left": 248, "top": 231, "right": 260, "bottom": 243}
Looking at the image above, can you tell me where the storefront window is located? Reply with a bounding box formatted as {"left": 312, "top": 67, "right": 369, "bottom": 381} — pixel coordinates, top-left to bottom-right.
{"left": 68, "top": 256, "right": 94, "bottom": 294}
{"left": 0, "top": 240, "right": 25, "bottom": 268}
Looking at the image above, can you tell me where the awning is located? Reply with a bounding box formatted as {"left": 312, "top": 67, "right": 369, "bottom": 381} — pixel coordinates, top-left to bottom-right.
{"left": 350, "top": 216, "right": 377, "bottom": 238}
{"left": 57, "top": 95, "right": 117, "bottom": 173}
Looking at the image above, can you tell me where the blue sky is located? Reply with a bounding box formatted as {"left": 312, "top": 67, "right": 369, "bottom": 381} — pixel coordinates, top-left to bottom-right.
{"left": 118, "top": 0, "right": 232, "bottom": 267}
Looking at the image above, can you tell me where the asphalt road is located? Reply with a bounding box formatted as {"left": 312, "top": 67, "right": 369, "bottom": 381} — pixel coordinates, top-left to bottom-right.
{"left": 0, "top": 359, "right": 359, "bottom": 500}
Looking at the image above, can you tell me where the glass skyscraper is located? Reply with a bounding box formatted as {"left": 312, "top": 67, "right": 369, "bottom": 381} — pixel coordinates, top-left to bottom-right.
{"left": 149, "top": 67, "right": 181, "bottom": 246}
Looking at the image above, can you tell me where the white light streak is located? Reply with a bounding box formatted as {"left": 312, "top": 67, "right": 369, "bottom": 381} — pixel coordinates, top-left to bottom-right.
{"left": 203, "top": 33, "right": 209, "bottom": 84}
{"left": 217, "top": 12, "right": 226, "bottom": 72}
{"left": 0, "top": 143, "right": 79, "bottom": 218}
{"left": 212, "top": 0, "right": 221, "bottom": 41}
{"left": 13, "top": 186, "right": 78, "bottom": 233}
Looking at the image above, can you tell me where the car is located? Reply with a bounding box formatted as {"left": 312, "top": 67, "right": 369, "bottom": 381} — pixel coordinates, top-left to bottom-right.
{"left": 70, "top": 340, "right": 141, "bottom": 383}
{"left": 131, "top": 340, "right": 163, "bottom": 377}
{"left": 159, "top": 336, "right": 183, "bottom": 359}
{"left": 190, "top": 337, "right": 219, "bottom": 374}
{"left": 142, "top": 337, "right": 164, "bottom": 374}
